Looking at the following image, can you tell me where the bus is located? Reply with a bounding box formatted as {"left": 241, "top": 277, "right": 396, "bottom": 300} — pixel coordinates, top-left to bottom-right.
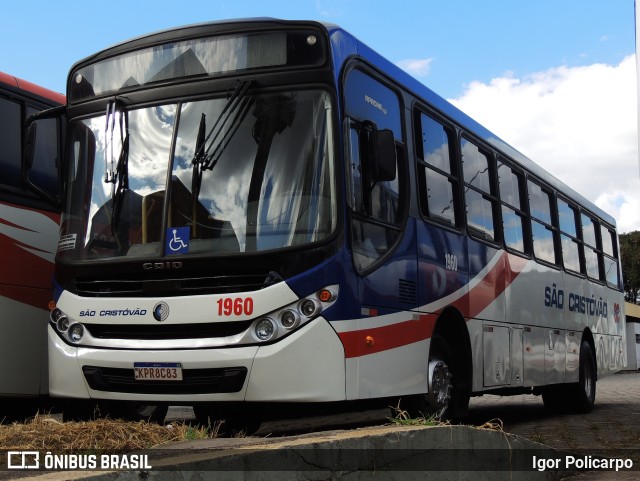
{"left": 0, "top": 72, "right": 64, "bottom": 411}
{"left": 25, "top": 19, "right": 626, "bottom": 430}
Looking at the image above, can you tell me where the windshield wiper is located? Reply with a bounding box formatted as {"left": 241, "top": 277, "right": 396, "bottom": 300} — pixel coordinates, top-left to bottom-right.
{"left": 103, "top": 99, "right": 129, "bottom": 244}
{"left": 191, "top": 80, "right": 254, "bottom": 197}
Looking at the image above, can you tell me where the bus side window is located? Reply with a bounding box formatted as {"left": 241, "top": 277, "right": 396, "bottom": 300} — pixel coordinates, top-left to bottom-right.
{"left": 461, "top": 137, "right": 498, "bottom": 242}
{"left": 497, "top": 161, "right": 526, "bottom": 253}
{"left": 344, "top": 68, "right": 404, "bottom": 272}
{"left": 0, "top": 97, "right": 22, "bottom": 189}
{"left": 601, "top": 227, "right": 620, "bottom": 288}
{"left": 557, "top": 198, "right": 581, "bottom": 273}
{"left": 581, "top": 213, "right": 600, "bottom": 280}
{"left": 416, "top": 112, "right": 459, "bottom": 226}
{"left": 27, "top": 116, "right": 60, "bottom": 199}
{"left": 347, "top": 121, "right": 403, "bottom": 271}
{"left": 528, "top": 180, "right": 558, "bottom": 265}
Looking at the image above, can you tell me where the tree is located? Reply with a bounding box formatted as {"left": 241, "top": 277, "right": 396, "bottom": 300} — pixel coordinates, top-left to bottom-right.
{"left": 620, "top": 231, "right": 640, "bottom": 304}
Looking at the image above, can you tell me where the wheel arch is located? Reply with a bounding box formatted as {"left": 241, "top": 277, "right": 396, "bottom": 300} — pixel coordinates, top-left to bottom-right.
{"left": 432, "top": 306, "right": 473, "bottom": 398}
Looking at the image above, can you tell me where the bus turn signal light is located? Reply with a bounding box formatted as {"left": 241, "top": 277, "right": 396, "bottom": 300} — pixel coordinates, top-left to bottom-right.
{"left": 318, "top": 289, "right": 333, "bottom": 302}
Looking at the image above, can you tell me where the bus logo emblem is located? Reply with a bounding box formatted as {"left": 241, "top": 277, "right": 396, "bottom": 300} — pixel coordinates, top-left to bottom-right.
{"left": 153, "top": 302, "right": 170, "bottom": 322}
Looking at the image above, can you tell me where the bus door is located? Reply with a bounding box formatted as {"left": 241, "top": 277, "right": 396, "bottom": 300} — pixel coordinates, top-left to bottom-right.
{"left": 343, "top": 67, "right": 420, "bottom": 399}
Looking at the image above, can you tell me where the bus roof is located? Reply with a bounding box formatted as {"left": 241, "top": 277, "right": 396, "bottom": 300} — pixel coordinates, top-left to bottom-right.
{"left": 65, "top": 18, "right": 616, "bottom": 227}
{"left": 321, "top": 23, "right": 616, "bottom": 227}
{"left": 0, "top": 71, "right": 65, "bottom": 105}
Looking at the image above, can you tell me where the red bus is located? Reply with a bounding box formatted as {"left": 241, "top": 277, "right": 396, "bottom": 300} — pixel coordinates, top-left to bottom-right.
{"left": 0, "top": 72, "right": 64, "bottom": 409}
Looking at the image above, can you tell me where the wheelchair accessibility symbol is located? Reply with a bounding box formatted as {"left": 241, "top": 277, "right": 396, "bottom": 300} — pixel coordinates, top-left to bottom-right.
{"left": 166, "top": 227, "right": 190, "bottom": 255}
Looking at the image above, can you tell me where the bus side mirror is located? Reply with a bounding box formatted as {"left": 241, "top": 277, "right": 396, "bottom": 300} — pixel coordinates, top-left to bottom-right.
{"left": 370, "top": 129, "right": 396, "bottom": 183}
{"left": 22, "top": 106, "right": 66, "bottom": 208}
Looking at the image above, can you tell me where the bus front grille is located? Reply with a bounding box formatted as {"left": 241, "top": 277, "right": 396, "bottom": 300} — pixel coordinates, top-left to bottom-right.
{"left": 82, "top": 366, "right": 247, "bottom": 395}
{"left": 72, "top": 272, "right": 280, "bottom": 297}
{"left": 84, "top": 321, "right": 252, "bottom": 340}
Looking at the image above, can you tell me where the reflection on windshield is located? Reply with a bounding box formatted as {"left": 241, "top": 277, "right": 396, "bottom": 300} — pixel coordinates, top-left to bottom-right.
{"left": 59, "top": 90, "right": 336, "bottom": 261}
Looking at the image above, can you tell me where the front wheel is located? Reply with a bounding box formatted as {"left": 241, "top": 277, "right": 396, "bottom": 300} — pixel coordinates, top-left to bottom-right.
{"left": 399, "top": 334, "right": 468, "bottom": 421}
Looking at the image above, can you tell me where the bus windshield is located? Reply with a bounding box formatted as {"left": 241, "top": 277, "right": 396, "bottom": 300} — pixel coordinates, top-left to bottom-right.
{"left": 58, "top": 89, "right": 336, "bottom": 260}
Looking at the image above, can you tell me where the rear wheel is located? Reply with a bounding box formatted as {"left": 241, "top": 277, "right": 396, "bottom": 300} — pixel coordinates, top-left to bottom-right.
{"left": 568, "top": 341, "right": 597, "bottom": 413}
{"left": 543, "top": 340, "right": 596, "bottom": 414}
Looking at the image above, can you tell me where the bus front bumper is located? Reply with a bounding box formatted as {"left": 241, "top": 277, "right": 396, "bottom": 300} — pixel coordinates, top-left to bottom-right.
{"left": 48, "top": 317, "right": 346, "bottom": 403}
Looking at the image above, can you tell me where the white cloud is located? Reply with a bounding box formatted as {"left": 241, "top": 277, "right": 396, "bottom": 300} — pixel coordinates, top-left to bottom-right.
{"left": 450, "top": 55, "right": 639, "bottom": 233}
{"left": 396, "top": 58, "right": 433, "bottom": 78}
{"left": 315, "top": 0, "right": 343, "bottom": 18}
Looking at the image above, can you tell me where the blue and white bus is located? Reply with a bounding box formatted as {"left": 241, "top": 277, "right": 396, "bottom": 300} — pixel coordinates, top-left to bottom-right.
{"left": 26, "top": 19, "right": 626, "bottom": 430}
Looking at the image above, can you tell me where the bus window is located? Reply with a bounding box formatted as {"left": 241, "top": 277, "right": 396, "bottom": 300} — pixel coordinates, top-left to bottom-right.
{"left": 602, "top": 227, "right": 620, "bottom": 288}
{"left": 28, "top": 117, "right": 60, "bottom": 199}
{"left": 0, "top": 98, "right": 21, "bottom": 189}
{"left": 581, "top": 213, "right": 600, "bottom": 280}
{"left": 461, "top": 137, "right": 497, "bottom": 241}
{"left": 498, "top": 161, "right": 526, "bottom": 253}
{"left": 558, "top": 199, "right": 580, "bottom": 273}
{"left": 528, "top": 180, "right": 557, "bottom": 265}
{"left": 417, "top": 112, "right": 459, "bottom": 227}
{"left": 344, "top": 69, "right": 403, "bottom": 272}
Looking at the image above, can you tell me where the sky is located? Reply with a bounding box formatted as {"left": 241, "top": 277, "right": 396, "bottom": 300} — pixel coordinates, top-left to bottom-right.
{"left": 3, "top": 0, "right": 638, "bottom": 232}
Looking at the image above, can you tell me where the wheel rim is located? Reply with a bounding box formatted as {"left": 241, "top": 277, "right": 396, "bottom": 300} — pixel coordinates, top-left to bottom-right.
{"left": 426, "top": 359, "right": 452, "bottom": 418}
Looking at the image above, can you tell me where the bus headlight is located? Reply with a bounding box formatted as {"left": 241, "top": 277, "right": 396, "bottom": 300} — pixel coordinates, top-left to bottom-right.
{"left": 248, "top": 285, "right": 338, "bottom": 344}
{"left": 300, "top": 299, "right": 319, "bottom": 317}
{"left": 280, "top": 310, "right": 299, "bottom": 329}
{"left": 255, "top": 318, "right": 276, "bottom": 341}
{"left": 57, "top": 315, "right": 70, "bottom": 332}
{"left": 50, "top": 308, "right": 63, "bottom": 323}
{"left": 68, "top": 324, "right": 85, "bottom": 344}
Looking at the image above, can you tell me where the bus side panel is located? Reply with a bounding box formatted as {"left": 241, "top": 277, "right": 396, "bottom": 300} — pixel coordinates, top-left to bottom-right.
{"left": 351, "top": 220, "right": 428, "bottom": 399}
{"left": 0, "top": 291, "right": 48, "bottom": 395}
{"left": 0, "top": 201, "right": 58, "bottom": 291}
{"left": 0, "top": 201, "right": 58, "bottom": 396}
{"left": 358, "top": 219, "right": 418, "bottom": 311}
{"left": 416, "top": 223, "right": 468, "bottom": 311}
{"left": 507, "top": 260, "right": 565, "bottom": 386}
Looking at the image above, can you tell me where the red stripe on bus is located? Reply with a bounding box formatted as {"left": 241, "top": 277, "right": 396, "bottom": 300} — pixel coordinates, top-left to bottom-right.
{"left": 339, "top": 252, "right": 528, "bottom": 359}
{"left": 450, "top": 252, "right": 528, "bottom": 318}
{"left": 0, "top": 284, "right": 52, "bottom": 311}
{"left": 339, "top": 313, "right": 438, "bottom": 359}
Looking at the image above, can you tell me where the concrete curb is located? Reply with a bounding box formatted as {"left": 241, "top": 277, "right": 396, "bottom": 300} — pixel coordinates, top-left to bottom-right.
{"left": 15, "top": 424, "right": 566, "bottom": 481}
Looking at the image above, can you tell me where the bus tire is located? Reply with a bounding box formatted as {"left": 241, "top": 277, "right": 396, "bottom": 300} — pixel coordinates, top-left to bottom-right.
{"left": 568, "top": 340, "right": 597, "bottom": 413}
{"left": 541, "top": 385, "right": 566, "bottom": 413}
{"left": 543, "top": 341, "right": 596, "bottom": 414}
{"left": 401, "top": 334, "right": 466, "bottom": 421}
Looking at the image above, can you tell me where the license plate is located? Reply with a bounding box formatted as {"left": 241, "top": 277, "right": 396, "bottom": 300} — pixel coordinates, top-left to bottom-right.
{"left": 134, "top": 362, "right": 183, "bottom": 381}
